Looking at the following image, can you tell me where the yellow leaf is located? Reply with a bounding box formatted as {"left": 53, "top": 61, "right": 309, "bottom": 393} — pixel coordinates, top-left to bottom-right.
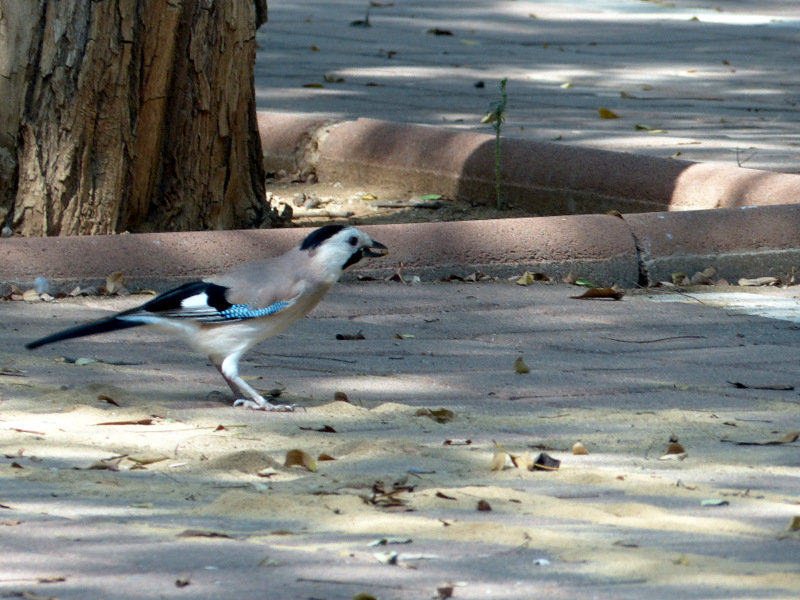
{"left": 598, "top": 107, "right": 620, "bottom": 119}
{"left": 516, "top": 272, "right": 535, "bottom": 286}
{"left": 284, "top": 449, "right": 317, "bottom": 472}
{"left": 572, "top": 441, "right": 589, "bottom": 455}
{"left": 512, "top": 451, "right": 535, "bottom": 471}
{"left": 22, "top": 289, "right": 41, "bottom": 302}
{"left": 489, "top": 451, "right": 507, "bottom": 471}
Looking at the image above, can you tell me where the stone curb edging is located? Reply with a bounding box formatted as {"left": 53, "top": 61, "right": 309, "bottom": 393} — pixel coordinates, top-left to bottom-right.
{"left": 2, "top": 205, "right": 799, "bottom": 293}
{"left": 2, "top": 113, "right": 799, "bottom": 292}
{"left": 257, "top": 112, "right": 800, "bottom": 215}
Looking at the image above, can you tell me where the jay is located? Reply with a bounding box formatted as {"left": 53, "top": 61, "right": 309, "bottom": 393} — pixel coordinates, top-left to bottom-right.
{"left": 27, "top": 225, "right": 388, "bottom": 411}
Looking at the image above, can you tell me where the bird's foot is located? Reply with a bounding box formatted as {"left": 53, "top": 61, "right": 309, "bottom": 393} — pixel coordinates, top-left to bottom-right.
{"left": 232, "top": 398, "right": 297, "bottom": 412}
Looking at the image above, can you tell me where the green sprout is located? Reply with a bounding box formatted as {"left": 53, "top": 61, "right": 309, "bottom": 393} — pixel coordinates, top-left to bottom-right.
{"left": 481, "top": 77, "right": 508, "bottom": 209}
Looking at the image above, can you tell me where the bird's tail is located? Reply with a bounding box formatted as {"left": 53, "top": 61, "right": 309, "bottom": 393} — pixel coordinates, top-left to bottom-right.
{"left": 26, "top": 316, "right": 144, "bottom": 350}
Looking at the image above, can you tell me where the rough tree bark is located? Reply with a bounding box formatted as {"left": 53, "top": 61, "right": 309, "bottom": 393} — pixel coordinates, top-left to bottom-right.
{"left": 0, "top": 0, "right": 272, "bottom": 236}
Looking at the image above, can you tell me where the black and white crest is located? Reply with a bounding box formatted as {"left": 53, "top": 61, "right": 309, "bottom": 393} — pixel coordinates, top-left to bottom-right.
{"left": 300, "top": 225, "right": 348, "bottom": 250}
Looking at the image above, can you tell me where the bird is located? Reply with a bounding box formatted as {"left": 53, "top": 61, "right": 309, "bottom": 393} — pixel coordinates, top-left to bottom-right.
{"left": 26, "top": 225, "right": 388, "bottom": 411}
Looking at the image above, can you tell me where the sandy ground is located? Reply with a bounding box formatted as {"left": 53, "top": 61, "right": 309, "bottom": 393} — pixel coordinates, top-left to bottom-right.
{"left": 2, "top": 282, "right": 800, "bottom": 599}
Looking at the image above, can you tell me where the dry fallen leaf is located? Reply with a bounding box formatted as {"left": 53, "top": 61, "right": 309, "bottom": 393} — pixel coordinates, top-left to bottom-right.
{"left": 284, "top": 449, "right": 317, "bottom": 472}
{"left": 489, "top": 451, "right": 507, "bottom": 471}
{"left": 22, "top": 289, "right": 41, "bottom": 302}
{"left": 104, "top": 271, "right": 127, "bottom": 295}
{"left": 177, "top": 529, "right": 233, "bottom": 539}
{"left": 515, "top": 271, "right": 550, "bottom": 285}
{"left": 336, "top": 331, "right": 365, "bottom": 340}
{"left": 437, "top": 585, "right": 455, "bottom": 599}
{"left": 665, "top": 441, "right": 686, "bottom": 454}
{"left": 511, "top": 452, "right": 535, "bottom": 471}
{"left": 570, "top": 287, "right": 624, "bottom": 300}
{"left": 598, "top": 107, "right": 620, "bottom": 119}
{"left": 572, "top": 441, "right": 589, "bottom": 455}
{"left": 723, "top": 430, "right": 799, "bottom": 446}
{"left": 94, "top": 418, "right": 154, "bottom": 426}
{"left": 738, "top": 276, "right": 781, "bottom": 287}
{"left": 415, "top": 408, "right": 455, "bottom": 424}
{"left": 476, "top": 499, "right": 492, "bottom": 511}
{"left": 514, "top": 356, "right": 530, "bottom": 374}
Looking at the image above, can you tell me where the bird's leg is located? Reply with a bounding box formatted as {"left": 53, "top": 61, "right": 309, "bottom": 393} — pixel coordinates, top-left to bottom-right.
{"left": 213, "top": 356, "right": 296, "bottom": 412}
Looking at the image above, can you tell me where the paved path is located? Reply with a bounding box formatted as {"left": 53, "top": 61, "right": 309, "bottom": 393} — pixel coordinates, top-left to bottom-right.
{"left": 256, "top": 0, "right": 800, "bottom": 173}
{"left": 2, "top": 282, "right": 800, "bottom": 599}
{"left": 3, "top": 3, "right": 800, "bottom": 598}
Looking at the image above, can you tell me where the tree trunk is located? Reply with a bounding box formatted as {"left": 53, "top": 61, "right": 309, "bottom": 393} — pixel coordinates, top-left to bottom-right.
{"left": 0, "top": 0, "right": 272, "bottom": 236}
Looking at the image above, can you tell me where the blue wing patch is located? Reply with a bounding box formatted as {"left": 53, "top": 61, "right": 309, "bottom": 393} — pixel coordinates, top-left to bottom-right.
{"left": 219, "top": 300, "right": 292, "bottom": 321}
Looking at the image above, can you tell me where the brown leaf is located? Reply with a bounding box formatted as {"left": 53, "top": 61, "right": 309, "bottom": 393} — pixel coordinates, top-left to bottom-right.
{"left": 437, "top": 585, "right": 455, "bottom": 599}
{"left": 97, "top": 394, "right": 120, "bottom": 407}
{"left": 284, "top": 449, "right": 317, "bottom": 472}
{"left": 728, "top": 381, "right": 794, "bottom": 391}
{"left": 317, "top": 453, "right": 336, "bottom": 461}
{"left": 666, "top": 441, "right": 686, "bottom": 454}
{"left": 334, "top": 391, "right": 350, "bottom": 403}
{"left": 598, "top": 107, "right": 620, "bottom": 119}
{"left": 104, "top": 271, "right": 127, "bottom": 295}
{"left": 94, "top": 418, "right": 154, "bottom": 426}
{"left": 415, "top": 408, "right": 455, "bottom": 424}
{"left": 476, "top": 499, "right": 492, "bottom": 511}
{"left": 299, "top": 424, "right": 337, "bottom": 433}
{"left": 570, "top": 287, "right": 624, "bottom": 300}
{"left": 435, "top": 491, "right": 457, "bottom": 501}
{"left": 177, "top": 529, "right": 233, "bottom": 539}
{"left": 724, "top": 431, "right": 800, "bottom": 446}
{"left": 175, "top": 578, "right": 191, "bottom": 588}
{"left": 336, "top": 331, "right": 365, "bottom": 340}
{"left": 443, "top": 438, "right": 472, "bottom": 446}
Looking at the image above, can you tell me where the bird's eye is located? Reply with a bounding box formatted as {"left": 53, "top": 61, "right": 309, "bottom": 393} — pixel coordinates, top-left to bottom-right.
{"left": 348, "top": 235, "right": 359, "bottom": 247}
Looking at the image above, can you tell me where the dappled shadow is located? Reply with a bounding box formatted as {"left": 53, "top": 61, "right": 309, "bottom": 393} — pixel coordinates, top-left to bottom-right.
{"left": 3, "top": 283, "right": 800, "bottom": 597}
{"left": 256, "top": 0, "right": 800, "bottom": 174}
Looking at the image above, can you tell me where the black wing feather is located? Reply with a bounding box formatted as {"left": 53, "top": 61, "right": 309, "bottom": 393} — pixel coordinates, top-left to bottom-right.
{"left": 26, "top": 280, "right": 233, "bottom": 350}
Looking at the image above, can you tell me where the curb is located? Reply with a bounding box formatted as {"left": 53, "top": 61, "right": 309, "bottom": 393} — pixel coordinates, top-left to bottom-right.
{"left": 257, "top": 112, "right": 800, "bottom": 214}
{"left": 2, "top": 206, "right": 799, "bottom": 292}
{"left": 2, "top": 113, "right": 799, "bottom": 292}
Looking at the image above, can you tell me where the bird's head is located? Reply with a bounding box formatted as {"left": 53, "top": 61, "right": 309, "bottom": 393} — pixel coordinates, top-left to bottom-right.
{"left": 300, "top": 225, "right": 388, "bottom": 279}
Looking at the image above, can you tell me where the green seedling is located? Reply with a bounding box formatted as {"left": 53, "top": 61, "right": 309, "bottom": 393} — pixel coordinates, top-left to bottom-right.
{"left": 481, "top": 77, "right": 508, "bottom": 209}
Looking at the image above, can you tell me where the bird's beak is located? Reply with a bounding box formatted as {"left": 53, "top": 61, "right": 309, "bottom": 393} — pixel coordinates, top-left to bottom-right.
{"left": 362, "top": 239, "right": 389, "bottom": 258}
